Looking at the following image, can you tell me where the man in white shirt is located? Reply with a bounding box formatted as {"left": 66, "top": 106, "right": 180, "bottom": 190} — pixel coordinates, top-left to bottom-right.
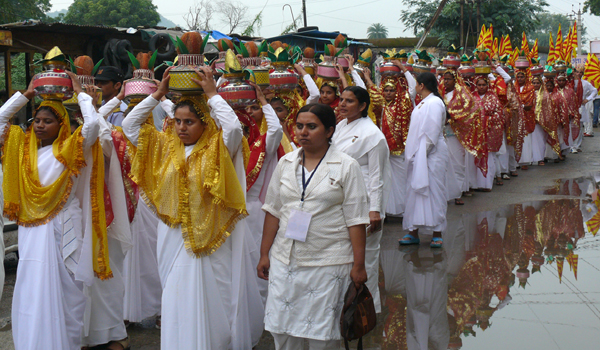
{"left": 574, "top": 69, "right": 598, "bottom": 138}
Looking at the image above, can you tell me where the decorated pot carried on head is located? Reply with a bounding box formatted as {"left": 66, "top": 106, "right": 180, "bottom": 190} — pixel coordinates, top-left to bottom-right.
{"left": 443, "top": 44, "right": 462, "bottom": 68}
{"left": 330, "top": 34, "right": 350, "bottom": 69}
{"left": 473, "top": 46, "right": 492, "bottom": 76}
{"left": 317, "top": 42, "right": 344, "bottom": 80}
{"left": 457, "top": 54, "right": 475, "bottom": 77}
{"left": 247, "top": 40, "right": 272, "bottom": 87}
{"left": 530, "top": 58, "right": 543, "bottom": 76}
{"left": 353, "top": 49, "right": 372, "bottom": 80}
{"left": 236, "top": 41, "right": 261, "bottom": 68}
{"left": 213, "top": 38, "right": 235, "bottom": 73}
{"left": 217, "top": 49, "right": 257, "bottom": 108}
{"left": 412, "top": 49, "right": 433, "bottom": 75}
{"left": 32, "top": 47, "right": 74, "bottom": 101}
{"left": 543, "top": 65, "right": 557, "bottom": 79}
{"left": 169, "top": 32, "right": 210, "bottom": 95}
{"left": 553, "top": 60, "right": 568, "bottom": 74}
{"left": 514, "top": 50, "right": 530, "bottom": 70}
{"left": 63, "top": 55, "right": 104, "bottom": 109}
{"left": 268, "top": 45, "right": 300, "bottom": 91}
{"left": 123, "top": 51, "right": 162, "bottom": 103}
{"left": 379, "top": 49, "right": 403, "bottom": 77}
{"left": 300, "top": 47, "right": 316, "bottom": 76}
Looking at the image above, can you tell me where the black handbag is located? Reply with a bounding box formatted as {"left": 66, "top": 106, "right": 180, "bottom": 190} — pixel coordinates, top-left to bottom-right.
{"left": 340, "top": 282, "right": 377, "bottom": 350}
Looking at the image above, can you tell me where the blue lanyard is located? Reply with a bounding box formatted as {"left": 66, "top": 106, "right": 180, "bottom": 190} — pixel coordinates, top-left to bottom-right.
{"left": 301, "top": 148, "right": 328, "bottom": 204}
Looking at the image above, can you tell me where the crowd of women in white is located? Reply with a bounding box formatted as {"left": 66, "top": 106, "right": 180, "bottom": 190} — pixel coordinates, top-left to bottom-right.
{"left": 5, "top": 47, "right": 594, "bottom": 350}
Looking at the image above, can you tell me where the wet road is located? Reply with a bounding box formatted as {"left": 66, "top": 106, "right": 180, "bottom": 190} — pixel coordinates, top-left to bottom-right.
{"left": 1, "top": 135, "right": 600, "bottom": 349}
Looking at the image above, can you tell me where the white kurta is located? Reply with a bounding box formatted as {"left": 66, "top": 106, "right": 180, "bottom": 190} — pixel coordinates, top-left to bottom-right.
{"left": 385, "top": 153, "right": 407, "bottom": 216}
{"left": 122, "top": 98, "right": 173, "bottom": 323}
{"left": 332, "top": 116, "right": 390, "bottom": 313}
{"left": 81, "top": 103, "right": 134, "bottom": 346}
{"left": 246, "top": 104, "right": 283, "bottom": 307}
{"left": 123, "top": 95, "right": 263, "bottom": 350}
{"left": 404, "top": 94, "right": 448, "bottom": 232}
{"left": 122, "top": 200, "right": 161, "bottom": 322}
{"left": 1, "top": 92, "right": 100, "bottom": 350}
{"left": 405, "top": 249, "right": 449, "bottom": 350}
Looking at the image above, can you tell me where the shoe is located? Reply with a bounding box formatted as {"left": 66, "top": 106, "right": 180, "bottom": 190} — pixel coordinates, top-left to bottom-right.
{"left": 502, "top": 174, "right": 511, "bottom": 180}
{"left": 584, "top": 133, "right": 594, "bottom": 137}
{"left": 399, "top": 233, "right": 420, "bottom": 245}
{"left": 430, "top": 237, "right": 443, "bottom": 249}
{"left": 570, "top": 149, "right": 578, "bottom": 154}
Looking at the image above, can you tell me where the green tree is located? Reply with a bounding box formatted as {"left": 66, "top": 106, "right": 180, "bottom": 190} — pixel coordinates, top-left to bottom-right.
{"left": 400, "top": 0, "right": 548, "bottom": 47}
{"left": 280, "top": 15, "right": 302, "bottom": 35}
{"left": 528, "top": 13, "right": 587, "bottom": 47}
{"left": 63, "top": 0, "right": 160, "bottom": 27}
{"left": 367, "top": 23, "right": 388, "bottom": 39}
{"left": 242, "top": 11, "right": 263, "bottom": 37}
{"left": 0, "top": 52, "right": 43, "bottom": 92}
{"left": 0, "top": 0, "right": 50, "bottom": 24}
{"left": 584, "top": 0, "right": 600, "bottom": 15}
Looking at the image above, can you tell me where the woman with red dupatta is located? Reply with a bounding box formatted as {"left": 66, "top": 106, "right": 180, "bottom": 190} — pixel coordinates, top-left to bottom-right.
{"left": 558, "top": 72, "right": 583, "bottom": 153}
{"left": 537, "top": 78, "right": 562, "bottom": 160}
{"left": 548, "top": 74, "right": 571, "bottom": 160}
{"left": 237, "top": 83, "right": 284, "bottom": 306}
{"left": 364, "top": 60, "right": 415, "bottom": 216}
{"left": 473, "top": 76, "right": 505, "bottom": 191}
{"left": 440, "top": 69, "right": 487, "bottom": 199}
{"left": 513, "top": 69, "right": 541, "bottom": 169}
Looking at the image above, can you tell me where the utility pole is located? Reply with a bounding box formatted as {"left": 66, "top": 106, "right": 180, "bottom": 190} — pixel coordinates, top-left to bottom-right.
{"left": 302, "top": 0, "right": 307, "bottom": 27}
{"left": 572, "top": 4, "right": 583, "bottom": 56}
{"left": 577, "top": 6, "right": 582, "bottom": 56}
{"left": 460, "top": 0, "right": 464, "bottom": 48}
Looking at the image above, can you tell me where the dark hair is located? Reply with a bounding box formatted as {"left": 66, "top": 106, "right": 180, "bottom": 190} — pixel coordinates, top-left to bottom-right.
{"left": 296, "top": 103, "right": 336, "bottom": 140}
{"left": 416, "top": 72, "right": 450, "bottom": 120}
{"left": 35, "top": 106, "right": 61, "bottom": 122}
{"left": 172, "top": 100, "right": 205, "bottom": 122}
{"left": 320, "top": 84, "right": 337, "bottom": 95}
{"left": 269, "top": 97, "right": 287, "bottom": 110}
{"left": 343, "top": 86, "right": 370, "bottom": 118}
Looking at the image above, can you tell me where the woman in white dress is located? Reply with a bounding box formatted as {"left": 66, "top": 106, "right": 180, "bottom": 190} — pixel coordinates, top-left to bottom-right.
{"left": 258, "top": 103, "right": 369, "bottom": 349}
{"left": 2, "top": 74, "right": 104, "bottom": 350}
{"left": 123, "top": 66, "right": 262, "bottom": 349}
{"left": 332, "top": 86, "right": 390, "bottom": 314}
{"left": 238, "top": 83, "right": 283, "bottom": 307}
{"left": 400, "top": 72, "right": 449, "bottom": 248}
{"left": 98, "top": 90, "right": 164, "bottom": 329}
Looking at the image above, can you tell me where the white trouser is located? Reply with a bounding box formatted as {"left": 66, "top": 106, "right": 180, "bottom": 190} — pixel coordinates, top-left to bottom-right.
{"left": 272, "top": 333, "right": 341, "bottom": 350}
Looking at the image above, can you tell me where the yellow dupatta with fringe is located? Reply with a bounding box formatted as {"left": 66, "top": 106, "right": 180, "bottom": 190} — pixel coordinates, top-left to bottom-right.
{"left": 2, "top": 99, "right": 112, "bottom": 279}
{"left": 130, "top": 95, "right": 248, "bottom": 258}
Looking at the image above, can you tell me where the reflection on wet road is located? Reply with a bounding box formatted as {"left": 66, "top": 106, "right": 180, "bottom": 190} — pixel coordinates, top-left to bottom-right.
{"left": 369, "top": 197, "right": 600, "bottom": 350}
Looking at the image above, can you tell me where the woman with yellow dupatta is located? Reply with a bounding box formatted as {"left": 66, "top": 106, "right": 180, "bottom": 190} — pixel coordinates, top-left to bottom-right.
{"left": 123, "top": 66, "right": 261, "bottom": 349}
{"left": 2, "top": 69, "right": 105, "bottom": 349}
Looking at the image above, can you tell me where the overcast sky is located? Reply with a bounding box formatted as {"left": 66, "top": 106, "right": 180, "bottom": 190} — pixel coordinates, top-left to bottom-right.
{"left": 50, "top": 0, "right": 600, "bottom": 43}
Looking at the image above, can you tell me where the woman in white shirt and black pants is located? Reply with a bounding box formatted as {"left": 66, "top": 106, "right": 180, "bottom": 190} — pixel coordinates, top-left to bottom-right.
{"left": 258, "top": 103, "right": 370, "bottom": 349}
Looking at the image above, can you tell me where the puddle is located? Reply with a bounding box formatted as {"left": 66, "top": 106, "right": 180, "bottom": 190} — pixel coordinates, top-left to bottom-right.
{"left": 370, "top": 199, "right": 600, "bottom": 350}
{"left": 538, "top": 172, "right": 600, "bottom": 198}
